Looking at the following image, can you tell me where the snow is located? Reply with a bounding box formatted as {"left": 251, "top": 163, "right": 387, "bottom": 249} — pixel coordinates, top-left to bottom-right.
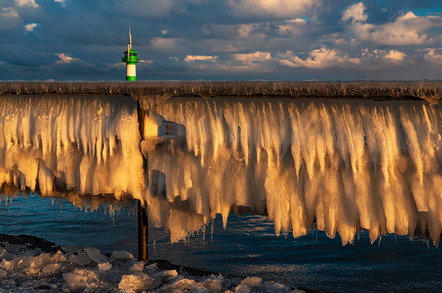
{"left": 0, "top": 238, "right": 306, "bottom": 293}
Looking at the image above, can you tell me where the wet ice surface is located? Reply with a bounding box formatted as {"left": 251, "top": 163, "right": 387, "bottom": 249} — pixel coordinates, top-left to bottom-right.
{"left": 0, "top": 236, "right": 307, "bottom": 293}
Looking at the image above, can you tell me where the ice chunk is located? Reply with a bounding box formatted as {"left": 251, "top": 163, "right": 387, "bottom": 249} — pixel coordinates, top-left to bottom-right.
{"left": 152, "top": 269, "right": 178, "bottom": 282}
{"left": 84, "top": 247, "right": 108, "bottom": 264}
{"left": 160, "top": 278, "right": 205, "bottom": 292}
{"left": 264, "top": 281, "right": 289, "bottom": 293}
{"left": 98, "top": 262, "right": 112, "bottom": 271}
{"left": 68, "top": 250, "right": 91, "bottom": 266}
{"left": 202, "top": 277, "right": 224, "bottom": 293}
{"left": 118, "top": 272, "right": 160, "bottom": 292}
{"left": 42, "top": 263, "right": 63, "bottom": 275}
{"left": 235, "top": 284, "right": 251, "bottom": 293}
{"left": 50, "top": 250, "right": 68, "bottom": 263}
{"left": 240, "top": 277, "right": 262, "bottom": 288}
{"left": 0, "top": 268, "right": 7, "bottom": 278}
{"left": 0, "top": 259, "right": 12, "bottom": 270}
{"left": 111, "top": 250, "right": 133, "bottom": 261}
{"left": 0, "top": 247, "right": 13, "bottom": 261}
{"left": 63, "top": 268, "right": 98, "bottom": 288}
{"left": 61, "top": 245, "right": 82, "bottom": 254}
{"left": 130, "top": 261, "right": 146, "bottom": 272}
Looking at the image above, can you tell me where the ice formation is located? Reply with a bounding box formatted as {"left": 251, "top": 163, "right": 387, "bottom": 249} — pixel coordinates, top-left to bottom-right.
{"left": 1, "top": 82, "right": 442, "bottom": 245}
{"left": 0, "top": 95, "right": 144, "bottom": 201}
{"left": 144, "top": 98, "right": 442, "bottom": 244}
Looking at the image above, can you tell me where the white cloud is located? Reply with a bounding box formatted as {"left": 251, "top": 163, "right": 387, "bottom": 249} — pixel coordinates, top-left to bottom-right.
{"left": 24, "top": 23, "right": 37, "bottom": 32}
{"left": 344, "top": 3, "right": 442, "bottom": 45}
{"left": 280, "top": 48, "right": 360, "bottom": 68}
{"left": 229, "top": 0, "right": 319, "bottom": 18}
{"left": 237, "top": 24, "right": 254, "bottom": 38}
{"left": 278, "top": 18, "right": 306, "bottom": 35}
{"left": 55, "top": 53, "right": 79, "bottom": 64}
{"left": 184, "top": 55, "right": 217, "bottom": 62}
{"left": 0, "top": 8, "right": 19, "bottom": 18}
{"left": 384, "top": 49, "right": 406, "bottom": 62}
{"left": 425, "top": 48, "right": 442, "bottom": 65}
{"left": 233, "top": 51, "right": 271, "bottom": 62}
{"left": 15, "top": 0, "right": 39, "bottom": 8}
{"left": 342, "top": 2, "right": 367, "bottom": 22}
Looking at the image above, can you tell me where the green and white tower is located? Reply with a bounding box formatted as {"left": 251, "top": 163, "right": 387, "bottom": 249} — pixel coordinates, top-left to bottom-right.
{"left": 122, "top": 27, "right": 140, "bottom": 81}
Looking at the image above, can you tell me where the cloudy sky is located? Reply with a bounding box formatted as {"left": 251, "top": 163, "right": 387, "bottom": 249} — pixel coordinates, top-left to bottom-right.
{"left": 0, "top": 0, "right": 441, "bottom": 81}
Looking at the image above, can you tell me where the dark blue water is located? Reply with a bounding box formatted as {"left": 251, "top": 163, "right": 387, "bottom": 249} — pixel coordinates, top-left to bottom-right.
{"left": 1, "top": 196, "right": 441, "bottom": 292}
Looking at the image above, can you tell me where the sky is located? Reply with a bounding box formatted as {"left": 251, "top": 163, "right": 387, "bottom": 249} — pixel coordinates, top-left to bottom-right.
{"left": 0, "top": 0, "right": 441, "bottom": 81}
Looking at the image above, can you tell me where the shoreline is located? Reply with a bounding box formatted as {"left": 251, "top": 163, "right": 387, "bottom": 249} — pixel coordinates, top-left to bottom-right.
{"left": 0, "top": 233, "right": 322, "bottom": 293}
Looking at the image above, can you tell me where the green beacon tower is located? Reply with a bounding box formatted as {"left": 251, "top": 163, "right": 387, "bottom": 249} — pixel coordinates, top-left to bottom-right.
{"left": 122, "top": 27, "right": 140, "bottom": 81}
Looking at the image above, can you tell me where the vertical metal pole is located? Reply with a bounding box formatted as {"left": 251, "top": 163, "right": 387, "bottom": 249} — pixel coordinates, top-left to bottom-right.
{"left": 138, "top": 200, "right": 148, "bottom": 261}
{"left": 137, "top": 101, "right": 148, "bottom": 261}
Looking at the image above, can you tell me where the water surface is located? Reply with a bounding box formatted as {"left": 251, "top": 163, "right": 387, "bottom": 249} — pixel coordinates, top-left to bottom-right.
{"left": 1, "top": 196, "right": 440, "bottom": 292}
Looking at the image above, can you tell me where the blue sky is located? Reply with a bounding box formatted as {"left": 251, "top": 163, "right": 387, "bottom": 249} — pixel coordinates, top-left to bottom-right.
{"left": 0, "top": 0, "right": 441, "bottom": 81}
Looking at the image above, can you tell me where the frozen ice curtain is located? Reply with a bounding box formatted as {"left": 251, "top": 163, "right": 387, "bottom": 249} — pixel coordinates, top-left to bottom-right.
{"left": 0, "top": 94, "right": 441, "bottom": 245}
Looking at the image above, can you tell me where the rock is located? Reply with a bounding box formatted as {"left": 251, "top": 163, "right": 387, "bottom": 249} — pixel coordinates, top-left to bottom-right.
{"left": 3, "top": 241, "right": 27, "bottom": 250}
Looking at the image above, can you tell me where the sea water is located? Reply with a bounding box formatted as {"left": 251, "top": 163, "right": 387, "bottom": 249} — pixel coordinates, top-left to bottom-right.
{"left": 0, "top": 195, "right": 440, "bottom": 292}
